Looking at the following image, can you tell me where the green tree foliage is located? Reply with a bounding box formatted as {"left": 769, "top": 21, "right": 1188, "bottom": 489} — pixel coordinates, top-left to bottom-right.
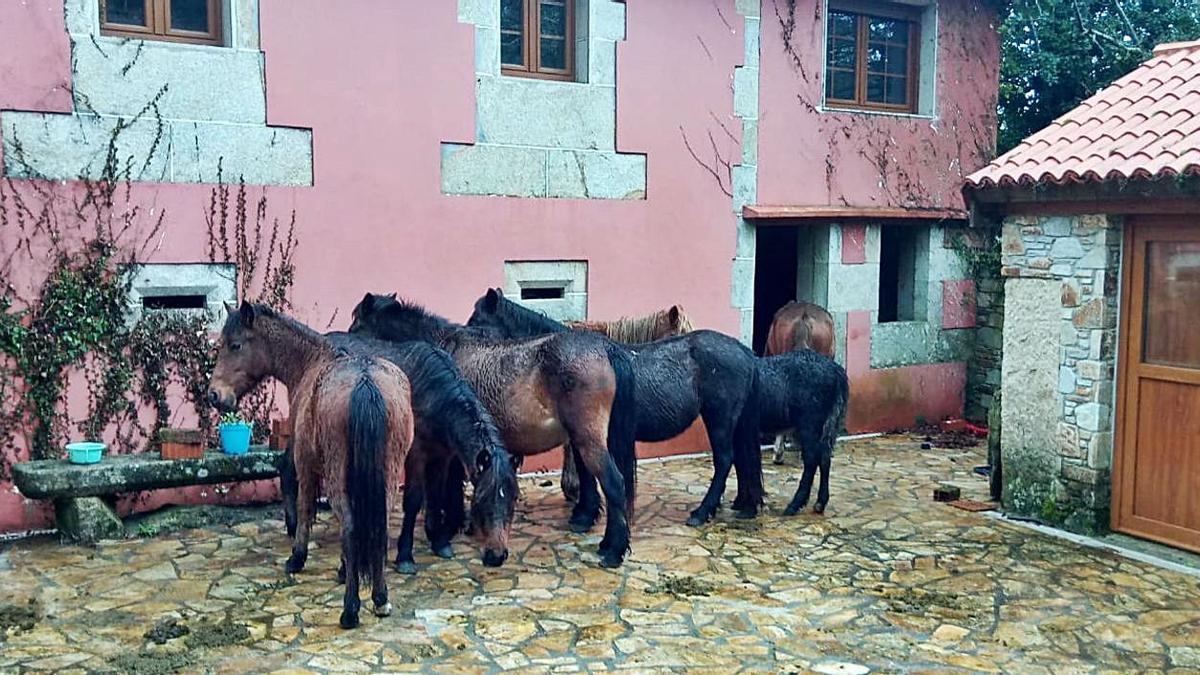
{"left": 998, "top": 0, "right": 1200, "bottom": 154}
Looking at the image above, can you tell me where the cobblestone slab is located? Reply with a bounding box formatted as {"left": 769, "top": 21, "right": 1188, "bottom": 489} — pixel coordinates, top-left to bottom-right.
{"left": 1, "top": 436, "right": 1198, "bottom": 673}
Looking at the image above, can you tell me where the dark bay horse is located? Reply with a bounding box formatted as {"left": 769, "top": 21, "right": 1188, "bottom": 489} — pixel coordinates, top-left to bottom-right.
{"left": 208, "top": 302, "right": 413, "bottom": 629}
{"left": 763, "top": 300, "right": 837, "bottom": 464}
{"left": 349, "top": 293, "right": 639, "bottom": 568}
{"left": 281, "top": 334, "right": 518, "bottom": 572}
{"left": 757, "top": 350, "right": 849, "bottom": 514}
{"left": 467, "top": 289, "right": 764, "bottom": 526}
{"left": 558, "top": 305, "right": 694, "bottom": 504}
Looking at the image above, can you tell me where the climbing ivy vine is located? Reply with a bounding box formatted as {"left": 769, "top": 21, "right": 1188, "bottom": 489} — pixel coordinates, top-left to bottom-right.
{"left": 0, "top": 103, "right": 299, "bottom": 477}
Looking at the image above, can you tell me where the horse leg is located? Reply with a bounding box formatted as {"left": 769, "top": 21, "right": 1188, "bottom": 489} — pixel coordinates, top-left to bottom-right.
{"left": 568, "top": 444, "right": 601, "bottom": 533}
{"left": 814, "top": 453, "right": 832, "bottom": 514}
{"left": 689, "top": 418, "right": 735, "bottom": 526}
{"left": 560, "top": 440, "right": 581, "bottom": 503}
{"left": 784, "top": 432, "right": 820, "bottom": 516}
{"left": 428, "top": 457, "right": 462, "bottom": 559}
{"left": 575, "top": 441, "right": 629, "bottom": 568}
{"left": 279, "top": 440, "right": 298, "bottom": 537}
{"left": 285, "top": 460, "right": 318, "bottom": 574}
{"left": 394, "top": 481, "right": 423, "bottom": 575}
{"left": 336, "top": 498, "right": 362, "bottom": 629}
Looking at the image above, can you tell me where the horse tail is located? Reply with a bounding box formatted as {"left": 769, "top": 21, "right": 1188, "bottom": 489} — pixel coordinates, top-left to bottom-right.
{"left": 733, "top": 361, "right": 765, "bottom": 506}
{"left": 605, "top": 343, "right": 638, "bottom": 521}
{"left": 346, "top": 368, "right": 390, "bottom": 583}
{"left": 823, "top": 362, "right": 850, "bottom": 456}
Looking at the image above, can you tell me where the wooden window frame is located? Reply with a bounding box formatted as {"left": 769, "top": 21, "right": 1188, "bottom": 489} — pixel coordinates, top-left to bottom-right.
{"left": 501, "top": 0, "right": 576, "bottom": 82}
{"left": 100, "top": 0, "right": 224, "bottom": 47}
{"left": 824, "top": 3, "right": 921, "bottom": 114}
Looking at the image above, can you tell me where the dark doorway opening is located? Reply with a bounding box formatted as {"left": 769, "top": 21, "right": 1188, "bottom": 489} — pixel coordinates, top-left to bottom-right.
{"left": 752, "top": 226, "right": 798, "bottom": 354}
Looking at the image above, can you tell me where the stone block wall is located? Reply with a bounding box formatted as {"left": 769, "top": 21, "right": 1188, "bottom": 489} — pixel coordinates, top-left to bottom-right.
{"left": 443, "top": 0, "right": 646, "bottom": 201}
{"left": 965, "top": 267, "right": 1003, "bottom": 423}
{"left": 999, "top": 213, "right": 1122, "bottom": 534}
{"left": 1, "top": 0, "right": 313, "bottom": 186}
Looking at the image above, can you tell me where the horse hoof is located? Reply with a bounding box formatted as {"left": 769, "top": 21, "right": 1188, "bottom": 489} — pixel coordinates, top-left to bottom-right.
{"left": 599, "top": 552, "right": 624, "bottom": 569}
{"left": 339, "top": 611, "right": 360, "bottom": 629}
{"left": 335, "top": 570, "right": 346, "bottom": 584}
{"left": 782, "top": 506, "right": 799, "bottom": 517}
{"left": 813, "top": 504, "right": 827, "bottom": 515}
{"left": 284, "top": 556, "right": 305, "bottom": 574}
{"left": 432, "top": 544, "right": 454, "bottom": 559}
{"left": 685, "top": 515, "right": 706, "bottom": 527}
{"left": 733, "top": 508, "right": 758, "bottom": 520}
{"left": 394, "top": 561, "right": 417, "bottom": 575}
{"left": 567, "top": 517, "right": 594, "bottom": 534}
{"left": 772, "top": 456, "right": 786, "bottom": 465}
{"left": 373, "top": 602, "right": 393, "bottom": 618}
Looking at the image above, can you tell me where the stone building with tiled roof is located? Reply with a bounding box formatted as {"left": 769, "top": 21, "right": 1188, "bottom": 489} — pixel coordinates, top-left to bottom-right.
{"left": 966, "top": 40, "right": 1200, "bottom": 551}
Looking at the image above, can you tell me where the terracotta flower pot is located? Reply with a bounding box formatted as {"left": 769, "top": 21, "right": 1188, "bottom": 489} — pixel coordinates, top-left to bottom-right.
{"left": 159, "top": 427, "right": 205, "bottom": 460}
{"left": 270, "top": 418, "right": 292, "bottom": 452}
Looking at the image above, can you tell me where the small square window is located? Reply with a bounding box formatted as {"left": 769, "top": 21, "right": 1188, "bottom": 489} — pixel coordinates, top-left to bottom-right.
{"left": 825, "top": 4, "right": 920, "bottom": 114}
{"left": 101, "top": 0, "right": 223, "bottom": 46}
{"left": 501, "top": 0, "right": 577, "bottom": 81}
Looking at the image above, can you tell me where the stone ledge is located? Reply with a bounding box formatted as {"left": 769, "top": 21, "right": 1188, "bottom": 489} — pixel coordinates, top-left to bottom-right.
{"left": 13, "top": 448, "right": 281, "bottom": 500}
{"left": 1, "top": 111, "right": 313, "bottom": 186}
{"left": 441, "top": 143, "right": 646, "bottom": 199}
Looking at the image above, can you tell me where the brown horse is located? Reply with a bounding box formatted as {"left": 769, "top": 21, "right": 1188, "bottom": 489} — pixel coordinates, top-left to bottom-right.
{"left": 763, "top": 301, "right": 836, "bottom": 464}
{"left": 559, "top": 304, "right": 694, "bottom": 503}
{"left": 208, "top": 302, "right": 414, "bottom": 629}
{"left": 349, "top": 293, "right": 639, "bottom": 568}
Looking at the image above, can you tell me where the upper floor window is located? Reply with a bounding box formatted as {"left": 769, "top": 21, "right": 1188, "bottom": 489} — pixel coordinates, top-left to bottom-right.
{"left": 825, "top": 4, "right": 920, "bottom": 114}
{"left": 101, "top": 0, "right": 223, "bottom": 46}
{"left": 501, "top": 0, "right": 575, "bottom": 81}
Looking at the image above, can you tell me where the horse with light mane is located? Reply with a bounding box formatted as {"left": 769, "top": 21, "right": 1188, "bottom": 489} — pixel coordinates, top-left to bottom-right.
{"left": 208, "top": 302, "right": 413, "bottom": 629}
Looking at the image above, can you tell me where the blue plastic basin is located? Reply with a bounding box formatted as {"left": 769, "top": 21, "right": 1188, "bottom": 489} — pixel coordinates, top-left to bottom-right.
{"left": 66, "top": 442, "right": 105, "bottom": 465}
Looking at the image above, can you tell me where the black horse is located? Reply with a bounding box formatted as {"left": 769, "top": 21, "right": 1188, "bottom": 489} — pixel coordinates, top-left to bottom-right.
{"left": 757, "top": 349, "right": 849, "bottom": 514}
{"left": 280, "top": 335, "right": 518, "bottom": 573}
{"left": 349, "top": 293, "right": 639, "bottom": 568}
{"left": 467, "top": 289, "right": 764, "bottom": 526}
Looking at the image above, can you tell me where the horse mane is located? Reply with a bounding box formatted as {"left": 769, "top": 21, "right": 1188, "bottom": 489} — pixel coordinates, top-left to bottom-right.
{"left": 363, "top": 295, "right": 459, "bottom": 340}
{"left": 567, "top": 305, "right": 693, "bottom": 343}
{"left": 223, "top": 302, "right": 328, "bottom": 349}
{"left": 493, "top": 294, "right": 569, "bottom": 335}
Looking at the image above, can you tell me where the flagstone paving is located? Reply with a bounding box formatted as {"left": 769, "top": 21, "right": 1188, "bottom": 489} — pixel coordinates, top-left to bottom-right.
{"left": 2, "top": 435, "right": 1200, "bottom": 673}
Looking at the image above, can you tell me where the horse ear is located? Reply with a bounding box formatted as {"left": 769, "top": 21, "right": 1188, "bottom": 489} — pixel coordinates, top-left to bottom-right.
{"left": 386, "top": 292, "right": 397, "bottom": 300}
{"left": 668, "top": 305, "right": 681, "bottom": 324}
{"left": 223, "top": 301, "right": 237, "bottom": 316}
{"left": 359, "top": 293, "right": 376, "bottom": 316}
{"left": 238, "top": 301, "right": 256, "bottom": 328}
{"left": 494, "top": 287, "right": 505, "bottom": 298}
{"left": 484, "top": 288, "right": 501, "bottom": 312}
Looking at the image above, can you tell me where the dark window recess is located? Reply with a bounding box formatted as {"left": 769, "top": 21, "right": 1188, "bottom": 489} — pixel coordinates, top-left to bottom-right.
{"left": 520, "top": 286, "right": 566, "bottom": 300}
{"left": 878, "top": 225, "right": 921, "bottom": 323}
{"left": 142, "top": 294, "right": 207, "bottom": 310}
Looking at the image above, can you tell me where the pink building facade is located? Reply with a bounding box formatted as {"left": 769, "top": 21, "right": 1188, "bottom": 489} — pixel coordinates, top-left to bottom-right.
{"left": 0, "top": 0, "right": 999, "bottom": 532}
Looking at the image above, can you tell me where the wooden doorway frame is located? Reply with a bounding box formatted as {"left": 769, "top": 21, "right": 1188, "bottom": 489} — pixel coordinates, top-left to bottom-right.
{"left": 1112, "top": 216, "right": 1200, "bottom": 552}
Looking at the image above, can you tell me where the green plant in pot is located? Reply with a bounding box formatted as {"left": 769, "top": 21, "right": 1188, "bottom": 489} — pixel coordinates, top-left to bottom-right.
{"left": 218, "top": 412, "right": 253, "bottom": 455}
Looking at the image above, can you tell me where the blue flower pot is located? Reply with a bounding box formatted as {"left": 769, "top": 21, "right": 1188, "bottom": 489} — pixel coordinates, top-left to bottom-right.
{"left": 219, "top": 423, "right": 252, "bottom": 455}
{"left": 66, "top": 442, "right": 105, "bottom": 465}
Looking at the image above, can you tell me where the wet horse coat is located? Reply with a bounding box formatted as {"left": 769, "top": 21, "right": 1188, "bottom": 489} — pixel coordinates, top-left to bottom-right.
{"left": 763, "top": 300, "right": 837, "bottom": 464}
{"left": 467, "top": 290, "right": 764, "bottom": 526}
{"left": 208, "top": 303, "right": 413, "bottom": 629}
{"left": 348, "top": 293, "right": 639, "bottom": 568}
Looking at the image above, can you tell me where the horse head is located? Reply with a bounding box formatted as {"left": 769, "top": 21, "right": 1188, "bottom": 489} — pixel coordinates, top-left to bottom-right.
{"left": 469, "top": 445, "right": 519, "bottom": 567}
{"left": 208, "top": 301, "right": 275, "bottom": 411}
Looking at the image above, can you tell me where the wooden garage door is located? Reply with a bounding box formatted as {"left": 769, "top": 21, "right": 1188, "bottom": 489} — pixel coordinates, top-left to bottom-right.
{"left": 1113, "top": 218, "right": 1200, "bottom": 552}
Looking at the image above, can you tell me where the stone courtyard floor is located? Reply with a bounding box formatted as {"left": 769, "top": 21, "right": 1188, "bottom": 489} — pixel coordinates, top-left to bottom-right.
{"left": 3, "top": 435, "right": 1200, "bottom": 674}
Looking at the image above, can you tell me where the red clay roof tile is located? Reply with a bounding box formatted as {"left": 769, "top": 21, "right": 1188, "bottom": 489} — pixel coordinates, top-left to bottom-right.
{"left": 967, "top": 40, "right": 1200, "bottom": 190}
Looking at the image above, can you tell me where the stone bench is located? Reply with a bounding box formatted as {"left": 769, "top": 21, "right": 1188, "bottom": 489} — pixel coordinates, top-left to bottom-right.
{"left": 12, "top": 447, "right": 283, "bottom": 543}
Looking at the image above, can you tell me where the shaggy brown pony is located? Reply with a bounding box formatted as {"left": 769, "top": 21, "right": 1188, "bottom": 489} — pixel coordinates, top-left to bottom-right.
{"left": 763, "top": 300, "right": 836, "bottom": 464}
{"left": 208, "top": 302, "right": 413, "bottom": 629}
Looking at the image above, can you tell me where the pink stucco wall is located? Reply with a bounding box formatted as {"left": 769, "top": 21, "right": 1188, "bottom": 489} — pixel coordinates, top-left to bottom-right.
{"left": 0, "top": 0, "right": 748, "bottom": 533}
{"left": 758, "top": 0, "right": 1000, "bottom": 208}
